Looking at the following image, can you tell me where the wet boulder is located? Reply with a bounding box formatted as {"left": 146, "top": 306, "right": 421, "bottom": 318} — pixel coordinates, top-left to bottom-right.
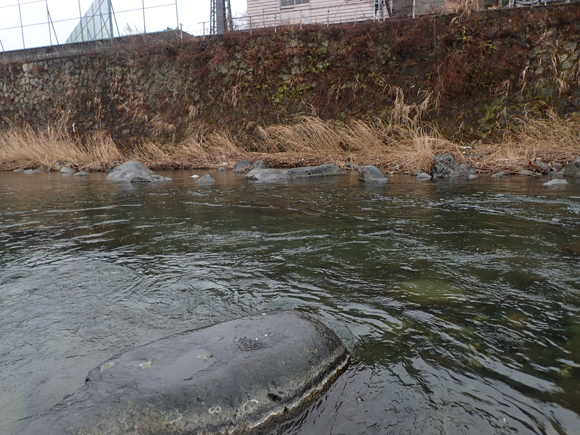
{"left": 563, "top": 157, "right": 580, "bottom": 178}
{"left": 60, "top": 166, "right": 76, "bottom": 174}
{"left": 246, "top": 164, "right": 344, "bottom": 181}
{"left": 233, "top": 160, "right": 252, "bottom": 173}
{"left": 106, "top": 161, "right": 172, "bottom": 183}
{"left": 431, "top": 154, "right": 475, "bottom": 178}
{"left": 358, "top": 165, "right": 388, "bottom": 183}
{"left": 22, "top": 311, "right": 349, "bottom": 435}
{"left": 249, "top": 160, "right": 269, "bottom": 170}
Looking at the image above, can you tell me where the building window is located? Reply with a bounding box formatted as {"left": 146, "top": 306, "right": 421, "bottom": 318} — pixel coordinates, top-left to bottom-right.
{"left": 281, "top": 0, "right": 309, "bottom": 7}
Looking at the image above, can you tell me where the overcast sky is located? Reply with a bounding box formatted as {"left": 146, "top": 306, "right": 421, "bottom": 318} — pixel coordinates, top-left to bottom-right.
{"left": 0, "top": 0, "right": 248, "bottom": 52}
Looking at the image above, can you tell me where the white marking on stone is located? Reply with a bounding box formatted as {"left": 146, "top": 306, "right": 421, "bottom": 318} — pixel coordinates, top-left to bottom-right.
{"left": 100, "top": 362, "right": 114, "bottom": 372}
{"left": 208, "top": 406, "right": 222, "bottom": 414}
{"left": 139, "top": 358, "right": 154, "bottom": 369}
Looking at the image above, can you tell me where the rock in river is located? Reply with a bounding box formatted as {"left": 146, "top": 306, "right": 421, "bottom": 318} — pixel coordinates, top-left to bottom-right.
{"left": 246, "top": 164, "right": 344, "bottom": 181}
{"left": 106, "top": 161, "right": 172, "bottom": 183}
{"left": 431, "top": 154, "right": 475, "bottom": 178}
{"left": 196, "top": 174, "right": 216, "bottom": 185}
{"left": 563, "top": 157, "right": 580, "bottom": 178}
{"left": 358, "top": 165, "right": 388, "bottom": 183}
{"left": 60, "top": 166, "right": 76, "bottom": 174}
{"left": 233, "top": 160, "right": 252, "bottom": 173}
{"left": 22, "top": 311, "right": 349, "bottom": 435}
{"left": 543, "top": 179, "right": 568, "bottom": 187}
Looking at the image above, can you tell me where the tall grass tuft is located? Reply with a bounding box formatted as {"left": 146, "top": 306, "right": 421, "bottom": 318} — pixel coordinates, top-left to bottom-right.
{"left": 250, "top": 88, "right": 451, "bottom": 172}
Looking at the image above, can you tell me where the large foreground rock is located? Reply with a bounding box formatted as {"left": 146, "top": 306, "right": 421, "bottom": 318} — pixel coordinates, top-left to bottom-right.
{"left": 246, "top": 164, "right": 344, "bottom": 181}
{"left": 563, "top": 157, "right": 580, "bottom": 178}
{"left": 107, "top": 161, "right": 172, "bottom": 183}
{"left": 431, "top": 154, "right": 475, "bottom": 178}
{"left": 22, "top": 311, "right": 349, "bottom": 435}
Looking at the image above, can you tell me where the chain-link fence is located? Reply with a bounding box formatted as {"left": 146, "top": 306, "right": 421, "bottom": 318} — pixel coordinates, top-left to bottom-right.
{"left": 0, "top": 0, "right": 178, "bottom": 52}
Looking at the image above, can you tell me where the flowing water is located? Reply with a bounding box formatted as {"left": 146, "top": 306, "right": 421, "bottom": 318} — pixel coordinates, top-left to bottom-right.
{"left": 1, "top": 169, "right": 580, "bottom": 435}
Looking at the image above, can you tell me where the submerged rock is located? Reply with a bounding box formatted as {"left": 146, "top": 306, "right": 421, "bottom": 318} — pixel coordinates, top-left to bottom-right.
{"left": 564, "top": 240, "right": 580, "bottom": 256}
{"left": 517, "top": 169, "right": 535, "bottom": 176}
{"left": 24, "top": 169, "right": 42, "bottom": 174}
{"left": 491, "top": 171, "right": 509, "bottom": 178}
{"left": 431, "top": 154, "right": 475, "bottom": 178}
{"left": 107, "top": 161, "right": 171, "bottom": 183}
{"left": 196, "top": 174, "right": 215, "bottom": 185}
{"left": 74, "top": 171, "right": 90, "bottom": 177}
{"left": 22, "top": 311, "right": 349, "bottom": 435}
{"left": 217, "top": 166, "right": 227, "bottom": 173}
{"left": 543, "top": 179, "right": 568, "bottom": 187}
{"left": 13, "top": 168, "right": 24, "bottom": 173}
{"left": 416, "top": 172, "right": 432, "bottom": 180}
{"left": 358, "top": 165, "right": 388, "bottom": 183}
{"left": 563, "top": 157, "right": 580, "bottom": 178}
{"left": 246, "top": 164, "right": 344, "bottom": 181}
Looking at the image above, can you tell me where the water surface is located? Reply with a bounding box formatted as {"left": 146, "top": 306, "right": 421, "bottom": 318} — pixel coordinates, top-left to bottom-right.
{"left": 1, "top": 170, "right": 579, "bottom": 434}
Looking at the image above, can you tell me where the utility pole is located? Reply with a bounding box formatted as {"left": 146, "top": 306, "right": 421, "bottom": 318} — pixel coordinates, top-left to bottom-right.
{"left": 210, "top": 0, "right": 233, "bottom": 35}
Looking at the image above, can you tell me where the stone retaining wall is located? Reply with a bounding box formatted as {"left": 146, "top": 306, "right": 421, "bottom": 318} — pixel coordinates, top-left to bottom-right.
{"left": 1, "top": 5, "right": 579, "bottom": 145}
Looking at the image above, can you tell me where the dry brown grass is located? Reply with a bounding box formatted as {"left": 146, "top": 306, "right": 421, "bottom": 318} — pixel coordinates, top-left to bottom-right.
{"left": 441, "top": 0, "right": 482, "bottom": 16}
{"left": 134, "top": 124, "right": 248, "bottom": 169}
{"left": 1, "top": 99, "right": 579, "bottom": 174}
{"left": 247, "top": 88, "right": 451, "bottom": 172}
{"left": 467, "top": 111, "right": 580, "bottom": 173}
{"left": 249, "top": 115, "right": 452, "bottom": 172}
{"left": 0, "top": 120, "right": 122, "bottom": 171}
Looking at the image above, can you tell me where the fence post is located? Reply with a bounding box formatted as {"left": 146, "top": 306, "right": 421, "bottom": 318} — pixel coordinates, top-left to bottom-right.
{"left": 203, "top": 22, "right": 206, "bottom": 40}
{"left": 46, "top": 0, "right": 52, "bottom": 46}
{"left": 275, "top": 14, "right": 277, "bottom": 33}
{"left": 300, "top": 10, "right": 303, "bottom": 30}
{"left": 249, "top": 16, "right": 252, "bottom": 35}
{"left": 412, "top": 0, "right": 416, "bottom": 18}
{"left": 142, "top": 0, "right": 147, "bottom": 33}
{"left": 327, "top": 8, "right": 330, "bottom": 27}
{"left": 17, "top": 0, "right": 25, "bottom": 48}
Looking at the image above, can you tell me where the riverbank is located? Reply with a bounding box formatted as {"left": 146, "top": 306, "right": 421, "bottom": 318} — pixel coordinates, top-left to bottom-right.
{"left": 1, "top": 109, "right": 579, "bottom": 175}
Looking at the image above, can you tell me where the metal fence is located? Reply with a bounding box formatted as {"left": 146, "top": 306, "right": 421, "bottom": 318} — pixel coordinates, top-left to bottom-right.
{"left": 1, "top": 0, "right": 577, "bottom": 52}
{"left": 0, "top": 0, "right": 178, "bottom": 52}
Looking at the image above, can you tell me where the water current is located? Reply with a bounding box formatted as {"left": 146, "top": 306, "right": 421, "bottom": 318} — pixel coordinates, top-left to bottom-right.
{"left": 1, "top": 169, "right": 580, "bottom": 434}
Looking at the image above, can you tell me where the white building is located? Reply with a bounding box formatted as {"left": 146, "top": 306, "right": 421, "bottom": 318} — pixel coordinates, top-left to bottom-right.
{"left": 245, "top": 0, "right": 450, "bottom": 28}
{"left": 246, "top": 0, "right": 389, "bottom": 29}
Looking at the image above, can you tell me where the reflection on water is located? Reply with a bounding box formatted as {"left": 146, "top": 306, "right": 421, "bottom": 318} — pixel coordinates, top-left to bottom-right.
{"left": 1, "top": 170, "right": 579, "bottom": 434}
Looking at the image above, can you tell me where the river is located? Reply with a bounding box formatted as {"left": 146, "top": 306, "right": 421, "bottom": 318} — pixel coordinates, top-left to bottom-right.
{"left": 1, "top": 169, "right": 579, "bottom": 434}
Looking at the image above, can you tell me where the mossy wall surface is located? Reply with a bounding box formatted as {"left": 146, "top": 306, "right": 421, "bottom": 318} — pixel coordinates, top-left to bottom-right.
{"left": 1, "top": 5, "right": 579, "bottom": 145}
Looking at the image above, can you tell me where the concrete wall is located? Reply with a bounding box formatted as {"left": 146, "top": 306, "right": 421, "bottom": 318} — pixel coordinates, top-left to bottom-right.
{"left": 1, "top": 5, "right": 579, "bottom": 146}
